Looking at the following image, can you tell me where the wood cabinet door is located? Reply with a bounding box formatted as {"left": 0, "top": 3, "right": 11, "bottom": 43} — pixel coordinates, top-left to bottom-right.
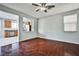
{"left": 14, "top": 31, "right": 18, "bottom": 36}
{"left": 5, "top": 20, "right": 11, "bottom": 28}
{"left": 5, "top": 32, "right": 10, "bottom": 38}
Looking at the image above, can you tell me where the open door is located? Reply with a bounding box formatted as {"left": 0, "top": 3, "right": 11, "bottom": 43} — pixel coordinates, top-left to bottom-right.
{"left": 0, "top": 10, "right": 19, "bottom": 55}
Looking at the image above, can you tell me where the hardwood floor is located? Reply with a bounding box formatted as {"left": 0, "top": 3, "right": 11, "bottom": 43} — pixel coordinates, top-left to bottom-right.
{"left": 19, "top": 37, "right": 79, "bottom": 56}
{"left": 0, "top": 37, "right": 79, "bottom": 56}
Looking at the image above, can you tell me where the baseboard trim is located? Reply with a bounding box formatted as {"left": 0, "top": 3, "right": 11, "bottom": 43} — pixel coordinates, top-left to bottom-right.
{"left": 19, "top": 37, "right": 39, "bottom": 42}
{"left": 20, "top": 37, "right": 79, "bottom": 46}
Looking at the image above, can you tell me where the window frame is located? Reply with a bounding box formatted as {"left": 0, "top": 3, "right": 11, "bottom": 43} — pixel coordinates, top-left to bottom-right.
{"left": 63, "top": 14, "right": 77, "bottom": 32}
{"left": 22, "top": 17, "right": 33, "bottom": 32}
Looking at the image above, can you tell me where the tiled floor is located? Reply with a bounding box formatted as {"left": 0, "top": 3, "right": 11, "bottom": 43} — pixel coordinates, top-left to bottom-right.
{"left": 0, "top": 37, "right": 79, "bottom": 56}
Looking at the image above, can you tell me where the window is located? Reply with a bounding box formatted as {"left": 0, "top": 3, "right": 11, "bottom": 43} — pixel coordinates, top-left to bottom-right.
{"left": 64, "top": 14, "right": 77, "bottom": 31}
{"left": 23, "top": 17, "right": 32, "bottom": 32}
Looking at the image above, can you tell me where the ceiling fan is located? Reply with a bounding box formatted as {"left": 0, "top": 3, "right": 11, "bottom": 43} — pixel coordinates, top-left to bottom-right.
{"left": 32, "top": 3, "right": 55, "bottom": 13}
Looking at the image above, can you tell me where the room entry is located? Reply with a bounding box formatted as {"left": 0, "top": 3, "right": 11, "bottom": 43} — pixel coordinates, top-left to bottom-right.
{"left": 0, "top": 10, "right": 19, "bottom": 55}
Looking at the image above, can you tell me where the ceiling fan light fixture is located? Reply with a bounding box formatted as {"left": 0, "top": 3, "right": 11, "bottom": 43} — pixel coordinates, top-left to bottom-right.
{"left": 40, "top": 7, "right": 47, "bottom": 11}
{"left": 32, "top": 3, "right": 55, "bottom": 12}
{"left": 35, "top": 7, "right": 47, "bottom": 12}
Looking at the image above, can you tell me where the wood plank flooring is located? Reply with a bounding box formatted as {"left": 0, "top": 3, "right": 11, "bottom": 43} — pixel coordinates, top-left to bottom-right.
{"left": 0, "top": 37, "right": 79, "bottom": 56}
{"left": 19, "top": 37, "right": 79, "bottom": 56}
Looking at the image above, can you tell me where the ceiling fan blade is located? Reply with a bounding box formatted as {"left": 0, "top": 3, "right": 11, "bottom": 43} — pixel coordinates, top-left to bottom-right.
{"left": 46, "top": 5, "right": 55, "bottom": 9}
{"left": 32, "top": 3, "right": 40, "bottom": 6}
{"left": 36, "top": 9, "right": 40, "bottom": 12}
{"left": 40, "top": 3, "right": 46, "bottom": 6}
{"left": 44, "top": 10, "right": 47, "bottom": 13}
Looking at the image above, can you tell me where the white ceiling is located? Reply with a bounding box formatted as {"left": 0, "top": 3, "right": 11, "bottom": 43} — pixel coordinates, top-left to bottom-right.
{"left": 1, "top": 3, "right": 79, "bottom": 18}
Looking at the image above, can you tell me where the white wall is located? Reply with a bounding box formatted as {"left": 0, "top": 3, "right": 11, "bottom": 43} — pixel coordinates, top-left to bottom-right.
{"left": 38, "top": 9, "right": 79, "bottom": 44}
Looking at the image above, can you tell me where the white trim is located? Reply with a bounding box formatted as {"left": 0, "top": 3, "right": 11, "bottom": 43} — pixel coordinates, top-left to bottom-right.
{"left": 39, "top": 36, "right": 79, "bottom": 45}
